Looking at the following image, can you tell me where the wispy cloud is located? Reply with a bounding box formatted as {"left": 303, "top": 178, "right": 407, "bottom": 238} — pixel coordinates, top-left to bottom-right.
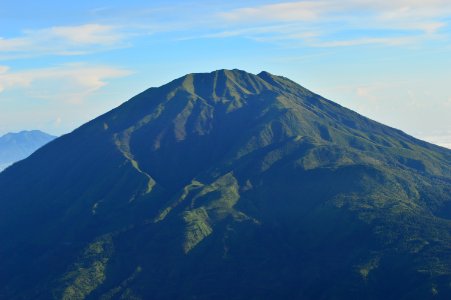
{"left": 416, "top": 132, "right": 451, "bottom": 149}
{"left": 0, "top": 24, "right": 126, "bottom": 59}
{"left": 0, "top": 63, "right": 131, "bottom": 104}
{"left": 3, "top": 1, "right": 449, "bottom": 58}
{"left": 42, "top": 24, "right": 122, "bottom": 45}
{"left": 213, "top": 0, "right": 451, "bottom": 47}
{"left": 221, "top": 0, "right": 451, "bottom": 24}
{"left": 0, "top": 66, "right": 9, "bottom": 74}
{"left": 181, "top": 23, "right": 320, "bottom": 43}
{"left": 220, "top": 2, "right": 326, "bottom": 22}
{"left": 313, "top": 36, "right": 420, "bottom": 47}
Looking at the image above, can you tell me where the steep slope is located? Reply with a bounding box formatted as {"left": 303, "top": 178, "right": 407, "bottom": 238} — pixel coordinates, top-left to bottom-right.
{"left": 0, "top": 130, "right": 56, "bottom": 171}
{"left": 0, "top": 69, "right": 450, "bottom": 300}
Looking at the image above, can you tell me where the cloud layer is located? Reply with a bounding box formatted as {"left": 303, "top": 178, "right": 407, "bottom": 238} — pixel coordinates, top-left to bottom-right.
{"left": 0, "top": 24, "right": 125, "bottom": 58}
{"left": 216, "top": 0, "right": 451, "bottom": 47}
{"left": 0, "top": 63, "right": 131, "bottom": 103}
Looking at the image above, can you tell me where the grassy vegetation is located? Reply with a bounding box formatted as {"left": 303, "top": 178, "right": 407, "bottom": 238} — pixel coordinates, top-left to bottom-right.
{"left": 59, "top": 236, "right": 113, "bottom": 300}
{"left": 0, "top": 69, "right": 450, "bottom": 299}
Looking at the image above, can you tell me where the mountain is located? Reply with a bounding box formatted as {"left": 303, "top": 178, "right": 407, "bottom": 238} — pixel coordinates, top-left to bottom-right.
{"left": 0, "top": 69, "right": 450, "bottom": 300}
{"left": 0, "top": 130, "right": 56, "bottom": 172}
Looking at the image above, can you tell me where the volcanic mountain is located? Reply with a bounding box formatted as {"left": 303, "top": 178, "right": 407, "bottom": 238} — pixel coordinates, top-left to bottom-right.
{"left": 0, "top": 70, "right": 450, "bottom": 300}
{"left": 0, "top": 130, "right": 56, "bottom": 172}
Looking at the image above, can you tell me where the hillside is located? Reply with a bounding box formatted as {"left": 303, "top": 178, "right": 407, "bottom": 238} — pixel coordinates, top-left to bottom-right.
{"left": 0, "top": 70, "right": 450, "bottom": 299}
{"left": 0, "top": 130, "right": 56, "bottom": 171}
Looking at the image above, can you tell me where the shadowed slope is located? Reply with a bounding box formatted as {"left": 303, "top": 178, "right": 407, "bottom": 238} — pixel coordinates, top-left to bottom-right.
{"left": 0, "top": 70, "right": 450, "bottom": 300}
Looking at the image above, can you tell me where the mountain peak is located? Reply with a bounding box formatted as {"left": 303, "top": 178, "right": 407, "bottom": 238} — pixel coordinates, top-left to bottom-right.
{"left": 164, "top": 69, "right": 276, "bottom": 103}
{"left": 0, "top": 130, "right": 56, "bottom": 172}
{"left": 0, "top": 70, "right": 450, "bottom": 299}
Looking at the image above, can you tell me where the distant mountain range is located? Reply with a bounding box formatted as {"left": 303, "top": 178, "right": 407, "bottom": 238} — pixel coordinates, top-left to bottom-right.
{"left": 0, "top": 130, "right": 56, "bottom": 171}
{"left": 0, "top": 70, "right": 450, "bottom": 299}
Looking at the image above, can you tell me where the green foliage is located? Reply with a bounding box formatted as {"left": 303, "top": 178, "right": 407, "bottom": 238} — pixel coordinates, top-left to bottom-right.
{"left": 59, "top": 236, "right": 114, "bottom": 300}
{"left": 0, "top": 69, "right": 450, "bottom": 299}
{"left": 182, "top": 208, "right": 213, "bottom": 253}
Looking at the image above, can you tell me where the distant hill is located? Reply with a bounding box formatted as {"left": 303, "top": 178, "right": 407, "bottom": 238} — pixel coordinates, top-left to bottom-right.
{"left": 0, "top": 70, "right": 450, "bottom": 299}
{"left": 0, "top": 130, "right": 56, "bottom": 171}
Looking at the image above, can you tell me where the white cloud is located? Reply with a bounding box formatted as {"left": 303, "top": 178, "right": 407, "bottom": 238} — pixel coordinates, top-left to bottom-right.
{"left": 0, "top": 38, "right": 30, "bottom": 52}
{"left": 55, "top": 116, "right": 62, "bottom": 127}
{"left": 0, "top": 24, "right": 125, "bottom": 58}
{"left": 375, "top": 0, "right": 451, "bottom": 19}
{"left": 220, "top": 2, "right": 327, "bottom": 22}
{"left": 353, "top": 82, "right": 398, "bottom": 103}
{"left": 0, "top": 66, "right": 9, "bottom": 74}
{"left": 416, "top": 133, "right": 451, "bottom": 149}
{"left": 0, "top": 63, "right": 131, "bottom": 104}
{"left": 185, "top": 24, "right": 320, "bottom": 42}
{"left": 221, "top": 0, "right": 451, "bottom": 23}
{"left": 313, "top": 36, "right": 419, "bottom": 47}
{"left": 214, "top": 0, "right": 451, "bottom": 47}
{"left": 44, "top": 24, "right": 121, "bottom": 45}
{"left": 356, "top": 86, "right": 371, "bottom": 98}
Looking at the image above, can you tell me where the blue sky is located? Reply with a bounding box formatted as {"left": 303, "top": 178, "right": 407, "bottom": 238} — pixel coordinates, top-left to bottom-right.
{"left": 1, "top": 0, "right": 450, "bottom": 147}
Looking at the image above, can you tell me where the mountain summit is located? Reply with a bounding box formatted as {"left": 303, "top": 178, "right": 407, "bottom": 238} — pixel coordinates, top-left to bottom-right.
{"left": 0, "top": 130, "right": 56, "bottom": 171}
{"left": 0, "top": 70, "right": 450, "bottom": 299}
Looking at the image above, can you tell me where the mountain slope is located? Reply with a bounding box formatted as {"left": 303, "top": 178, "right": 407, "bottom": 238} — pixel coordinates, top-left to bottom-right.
{"left": 0, "top": 130, "right": 56, "bottom": 171}
{"left": 0, "top": 69, "right": 450, "bottom": 300}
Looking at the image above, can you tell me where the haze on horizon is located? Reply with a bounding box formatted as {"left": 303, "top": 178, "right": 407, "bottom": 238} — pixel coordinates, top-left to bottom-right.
{"left": 1, "top": 0, "right": 450, "bottom": 148}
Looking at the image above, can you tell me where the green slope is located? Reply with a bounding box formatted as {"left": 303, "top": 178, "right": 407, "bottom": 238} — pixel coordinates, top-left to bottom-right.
{"left": 0, "top": 69, "right": 450, "bottom": 299}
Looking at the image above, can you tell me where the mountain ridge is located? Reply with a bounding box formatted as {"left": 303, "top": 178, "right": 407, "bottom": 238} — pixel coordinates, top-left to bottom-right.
{"left": 0, "top": 69, "right": 450, "bottom": 299}
{"left": 0, "top": 129, "right": 56, "bottom": 172}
